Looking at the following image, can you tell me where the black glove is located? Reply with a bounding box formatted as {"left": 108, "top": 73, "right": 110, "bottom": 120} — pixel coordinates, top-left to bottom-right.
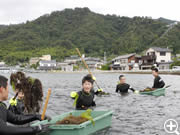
{"left": 44, "top": 115, "right": 52, "bottom": 122}
{"left": 32, "top": 124, "right": 51, "bottom": 133}
{"left": 35, "top": 114, "right": 42, "bottom": 121}
{"left": 36, "top": 114, "right": 52, "bottom": 121}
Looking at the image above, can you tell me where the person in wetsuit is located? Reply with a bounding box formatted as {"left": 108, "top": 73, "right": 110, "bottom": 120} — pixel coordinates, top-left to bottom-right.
{"left": 0, "top": 75, "right": 49, "bottom": 135}
{"left": 8, "top": 87, "right": 25, "bottom": 115}
{"left": 152, "top": 68, "right": 165, "bottom": 89}
{"left": 75, "top": 75, "right": 97, "bottom": 110}
{"left": 116, "top": 75, "right": 135, "bottom": 94}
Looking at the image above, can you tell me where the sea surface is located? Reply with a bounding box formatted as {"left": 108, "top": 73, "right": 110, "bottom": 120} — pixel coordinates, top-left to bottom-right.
{"left": 1, "top": 72, "right": 180, "bottom": 135}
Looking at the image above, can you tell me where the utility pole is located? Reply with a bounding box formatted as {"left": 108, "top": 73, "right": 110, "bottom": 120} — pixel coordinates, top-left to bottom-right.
{"left": 104, "top": 52, "right": 107, "bottom": 65}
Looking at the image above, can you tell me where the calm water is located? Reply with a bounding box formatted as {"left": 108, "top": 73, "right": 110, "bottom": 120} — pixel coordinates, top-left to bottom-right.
{"left": 1, "top": 72, "right": 180, "bottom": 135}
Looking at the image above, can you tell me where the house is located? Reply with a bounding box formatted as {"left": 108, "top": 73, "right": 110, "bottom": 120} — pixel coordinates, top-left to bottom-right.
{"left": 111, "top": 53, "right": 141, "bottom": 70}
{"left": 39, "top": 60, "right": 56, "bottom": 70}
{"left": 176, "top": 54, "right": 180, "bottom": 58}
{"left": 145, "top": 47, "right": 172, "bottom": 70}
{"left": 64, "top": 55, "right": 80, "bottom": 64}
{"left": 141, "top": 55, "right": 156, "bottom": 70}
{"left": 29, "top": 57, "right": 40, "bottom": 66}
{"left": 29, "top": 55, "right": 51, "bottom": 66}
{"left": 84, "top": 57, "right": 104, "bottom": 70}
{"left": 40, "top": 55, "right": 51, "bottom": 61}
{"left": 0, "top": 61, "right": 6, "bottom": 67}
{"left": 56, "top": 62, "right": 73, "bottom": 71}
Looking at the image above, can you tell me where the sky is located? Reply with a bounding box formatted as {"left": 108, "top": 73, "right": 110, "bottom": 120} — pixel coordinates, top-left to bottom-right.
{"left": 0, "top": 0, "right": 180, "bottom": 25}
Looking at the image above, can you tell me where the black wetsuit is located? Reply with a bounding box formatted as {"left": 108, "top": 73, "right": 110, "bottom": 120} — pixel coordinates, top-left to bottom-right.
{"left": 152, "top": 76, "right": 165, "bottom": 89}
{"left": 8, "top": 99, "right": 25, "bottom": 115}
{"left": 116, "top": 83, "right": 135, "bottom": 93}
{"left": 76, "top": 90, "right": 96, "bottom": 110}
{"left": 0, "top": 101, "right": 41, "bottom": 135}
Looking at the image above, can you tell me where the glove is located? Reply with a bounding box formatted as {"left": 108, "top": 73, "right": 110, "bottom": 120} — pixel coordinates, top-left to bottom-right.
{"left": 70, "top": 91, "right": 77, "bottom": 98}
{"left": 36, "top": 114, "right": 52, "bottom": 121}
{"left": 134, "top": 90, "right": 139, "bottom": 94}
{"left": 97, "top": 88, "right": 103, "bottom": 92}
{"left": 44, "top": 115, "right": 52, "bottom": 121}
{"left": 9, "top": 98, "right": 17, "bottom": 106}
{"left": 32, "top": 124, "right": 51, "bottom": 133}
{"left": 92, "top": 76, "right": 96, "bottom": 81}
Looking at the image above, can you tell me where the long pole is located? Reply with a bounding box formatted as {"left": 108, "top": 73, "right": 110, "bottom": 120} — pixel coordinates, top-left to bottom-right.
{"left": 41, "top": 89, "right": 51, "bottom": 120}
{"left": 76, "top": 48, "right": 101, "bottom": 89}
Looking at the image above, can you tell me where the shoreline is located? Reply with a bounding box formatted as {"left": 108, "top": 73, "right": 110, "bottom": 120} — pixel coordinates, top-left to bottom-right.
{"left": 45, "top": 70, "right": 180, "bottom": 75}
{"left": 1, "top": 69, "right": 180, "bottom": 75}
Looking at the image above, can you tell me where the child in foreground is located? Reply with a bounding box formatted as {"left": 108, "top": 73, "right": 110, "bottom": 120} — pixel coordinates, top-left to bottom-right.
{"left": 74, "top": 75, "right": 98, "bottom": 110}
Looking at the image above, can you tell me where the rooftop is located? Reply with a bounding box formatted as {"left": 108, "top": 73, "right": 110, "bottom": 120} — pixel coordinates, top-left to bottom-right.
{"left": 39, "top": 60, "right": 56, "bottom": 64}
{"left": 150, "top": 47, "right": 172, "bottom": 52}
{"left": 112, "top": 53, "right": 136, "bottom": 61}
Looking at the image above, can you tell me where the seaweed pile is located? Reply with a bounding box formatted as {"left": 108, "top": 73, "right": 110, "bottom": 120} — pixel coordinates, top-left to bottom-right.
{"left": 56, "top": 114, "right": 88, "bottom": 125}
{"left": 56, "top": 109, "right": 94, "bottom": 125}
{"left": 10, "top": 72, "right": 43, "bottom": 113}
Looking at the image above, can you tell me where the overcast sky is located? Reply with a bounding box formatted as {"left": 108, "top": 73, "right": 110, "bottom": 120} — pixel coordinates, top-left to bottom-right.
{"left": 0, "top": 0, "right": 180, "bottom": 25}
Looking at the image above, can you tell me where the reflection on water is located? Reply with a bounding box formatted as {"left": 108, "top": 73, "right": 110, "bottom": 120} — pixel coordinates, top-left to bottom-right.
{"left": 2, "top": 72, "right": 180, "bottom": 135}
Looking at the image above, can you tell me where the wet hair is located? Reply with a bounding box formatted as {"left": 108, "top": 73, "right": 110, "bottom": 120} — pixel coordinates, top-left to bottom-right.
{"left": 0, "top": 75, "right": 8, "bottom": 88}
{"left": 10, "top": 72, "right": 26, "bottom": 91}
{"left": 152, "top": 68, "right": 158, "bottom": 73}
{"left": 82, "top": 75, "right": 94, "bottom": 85}
{"left": 119, "top": 75, "right": 125, "bottom": 80}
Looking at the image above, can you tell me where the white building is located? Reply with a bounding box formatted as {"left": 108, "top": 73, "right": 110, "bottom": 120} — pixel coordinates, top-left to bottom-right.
{"left": 56, "top": 62, "right": 73, "bottom": 71}
{"left": 30, "top": 54, "right": 51, "bottom": 66}
{"left": 146, "top": 47, "right": 172, "bottom": 70}
{"left": 39, "top": 60, "right": 56, "bottom": 70}
{"left": 0, "top": 61, "right": 6, "bottom": 67}
{"left": 84, "top": 57, "right": 104, "bottom": 70}
{"left": 64, "top": 55, "right": 80, "bottom": 64}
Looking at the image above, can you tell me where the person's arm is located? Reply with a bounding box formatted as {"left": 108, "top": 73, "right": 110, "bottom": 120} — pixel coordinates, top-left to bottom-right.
{"left": 159, "top": 78, "right": 165, "bottom": 88}
{"left": 129, "top": 86, "right": 135, "bottom": 92}
{"left": 115, "top": 85, "right": 119, "bottom": 93}
{"left": 0, "top": 119, "right": 41, "bottom": 135}
{"left": 92, "top": 101, "right": 96, "bottom": 106}
{"left": 7, "top": 109, "right": 41, "bottom": 125}
{"left": 94, "top": 89, "right": 103, "bottom": 95}
{"left": 75, "top": 92, "right": 83, "bottom": 110}
{"left": 152, "top": 78, "right": 156, "bottom": 88}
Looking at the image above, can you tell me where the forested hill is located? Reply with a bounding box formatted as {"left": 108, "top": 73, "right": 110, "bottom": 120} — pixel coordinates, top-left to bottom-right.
{"left": 0, "top": 7, "right": 179, "bottom": 65}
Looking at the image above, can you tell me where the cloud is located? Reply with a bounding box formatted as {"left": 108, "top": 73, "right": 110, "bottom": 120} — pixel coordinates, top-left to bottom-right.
{"left": 0, "top": 0, "right": 180, "bottom": 24}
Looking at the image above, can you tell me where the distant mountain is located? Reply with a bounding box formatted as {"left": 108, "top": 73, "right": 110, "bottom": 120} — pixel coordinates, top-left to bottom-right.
{"left": 0, "top": 25, "right": 7, "bottom": 30}
{"left": 0, "top": 7, "right": 179, "bottom": 65}
{"left": 157, "top": 17, "right": 178, "bottom": 25}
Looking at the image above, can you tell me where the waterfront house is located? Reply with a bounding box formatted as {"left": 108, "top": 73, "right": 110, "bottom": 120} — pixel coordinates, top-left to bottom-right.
{"left": 144, "top": 47, "right": 172, "bottom": 70}
{"left": 141, "top": 55, "right": 156, "bottom": 70}
{"left": 0, "top": 61, "right": 6, "bottom": 67}
{"left": 56, "top": 62, "right": 73, "bottom": 71}
{"left": 64, "top": 55, "right": 81, "bottom": 64}
{"left": 84, "top": 57, "right": 104, "bottom": 70}
{"left": 111, "top": 53, "right": 141, "bottom": 70}
{"left": 40, "top": 55, "right": 51, "bottom": 61}
{"left": 29, "top": 57, "right": 40, "bottom": 66}
{"left": 29, "top": 54, "right": 51, "bottom": 66}
{"left": 39, "top": 60, "right": 56, "bottom": 70}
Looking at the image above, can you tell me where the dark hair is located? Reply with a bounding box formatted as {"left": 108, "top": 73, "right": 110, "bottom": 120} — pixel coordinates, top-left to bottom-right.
{"left": 82, "top": 75, "right": 94, "bottom": 85}
{"left": 119, "top": 75, "right": 124, "bottom": 80}
{"left": 152, "top": 68, "right": 158, "bottom": 72}
{"left": 0, "top": 75, "right": 8, "bottom": 88}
